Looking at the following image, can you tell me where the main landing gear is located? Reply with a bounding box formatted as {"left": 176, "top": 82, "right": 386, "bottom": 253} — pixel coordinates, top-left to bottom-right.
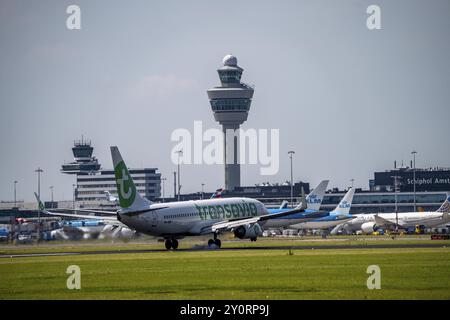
{"left": 208, "top": 233, "right": 221, "bottom": 248}
{"left": 165, "top": 238, "right": 179, "bottom": 250}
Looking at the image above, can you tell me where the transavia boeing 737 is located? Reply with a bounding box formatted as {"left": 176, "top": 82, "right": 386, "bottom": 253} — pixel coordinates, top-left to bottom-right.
{"left": 34, "top": 146, "right": 326, "bottom": 250}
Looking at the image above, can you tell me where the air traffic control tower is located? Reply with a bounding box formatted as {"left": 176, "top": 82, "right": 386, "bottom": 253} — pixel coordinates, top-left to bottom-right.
{"left": 207, "top": 55, "right": 254, "bottom": 190}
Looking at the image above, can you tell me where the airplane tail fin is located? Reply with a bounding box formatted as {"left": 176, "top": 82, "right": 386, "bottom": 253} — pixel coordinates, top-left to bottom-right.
{"left": 110, "top": 146, "right": 151, "bottom": 210}
{"left": 436, "top": 195, "right": 450, "bottom": 214}
{"left": 331, "top": 187, "right": 355, "bottom": 215}
{"left": 279, "top": 200, "right": 289, "bottom": 209}
{"left": 34, "top": 192, "right": 45, "bottom": 212}
{"left": 295, "top": 187, "right": 307, "bottom": 211}
{"left": 306, "top": 180, "right": 329, "bottom": 211}
{"left": 210, "top": 188, "right": 224, "bottom": 199}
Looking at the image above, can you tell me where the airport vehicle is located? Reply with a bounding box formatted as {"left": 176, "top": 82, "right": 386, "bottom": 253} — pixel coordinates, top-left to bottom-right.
{"left": 287, "top": 187, "right": 355, "bottom": 231}
{"left": 337, "top": 196, "right": 450, "bottom": 234}
{"left": 35, "top": 146, "right": 325, "bottom": 250}
{"left": 0, "top": 228, "right": 8, "bottom": 241}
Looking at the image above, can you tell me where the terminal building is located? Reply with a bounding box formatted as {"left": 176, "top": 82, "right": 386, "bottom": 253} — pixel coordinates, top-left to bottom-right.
{"left": 370, "top": 165, "right": 450, "bottom": 192}
{"left": 76, "top": 168, "right": 161, "bottom": 202}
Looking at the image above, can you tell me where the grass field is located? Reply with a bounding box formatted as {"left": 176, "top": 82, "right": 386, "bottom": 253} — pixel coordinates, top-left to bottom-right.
{"left": 1, "top": 239, "right": 450, "bottom": 299}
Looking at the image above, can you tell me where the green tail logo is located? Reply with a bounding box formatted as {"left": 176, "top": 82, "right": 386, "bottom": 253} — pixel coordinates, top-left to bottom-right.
{"left": 38, "top": 199, "right": 44, "bottom": 211}
{"left": 114, "top": 161, "right": 136, "bottom": 208}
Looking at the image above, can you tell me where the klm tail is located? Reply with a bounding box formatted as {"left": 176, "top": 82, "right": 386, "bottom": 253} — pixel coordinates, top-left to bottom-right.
{"left": 306, "top": 180, "right": 329, "bottom": 211}
{"left": 436, "top": 195, "right": 450, "bottom": 214}
{"left": 110, "top": 146, "right": 151, "bottom": 210}
{"left": 331, "top": 187, "right": 355, "bottom": 216}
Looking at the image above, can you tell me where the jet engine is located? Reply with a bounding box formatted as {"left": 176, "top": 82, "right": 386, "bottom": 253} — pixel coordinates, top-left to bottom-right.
{"left": 361, "top": 222, "right": 379, "bottom": 234}
{"left": 233, "top": 223, "right": 263, "bottom": 239}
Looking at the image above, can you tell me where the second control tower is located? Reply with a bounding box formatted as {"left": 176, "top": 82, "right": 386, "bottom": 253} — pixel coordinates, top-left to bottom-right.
{"left": 207, "top": 55, "right": 254, "bottom": 190}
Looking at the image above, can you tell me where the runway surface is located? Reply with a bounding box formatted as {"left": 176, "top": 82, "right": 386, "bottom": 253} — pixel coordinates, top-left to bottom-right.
{"left": 1, "top": 243, "right": 448, "bottom": 258}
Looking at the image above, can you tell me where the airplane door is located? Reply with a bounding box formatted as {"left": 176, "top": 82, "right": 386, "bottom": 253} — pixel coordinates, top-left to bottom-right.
{"left": 151, "top": 212, "right": 158, "bottom": 228}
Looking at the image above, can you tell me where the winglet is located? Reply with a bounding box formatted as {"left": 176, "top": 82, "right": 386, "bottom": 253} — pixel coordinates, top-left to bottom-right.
{"left": 295, "top": 187, "right": 307, "bottom": 211}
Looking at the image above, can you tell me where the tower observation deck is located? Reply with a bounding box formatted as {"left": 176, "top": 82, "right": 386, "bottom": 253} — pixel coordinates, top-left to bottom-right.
{"left": 207, "top": 55, "right": 254, "bottom": 190}
{"left": 61, "top": 137, "right": 101, "bottom": 175}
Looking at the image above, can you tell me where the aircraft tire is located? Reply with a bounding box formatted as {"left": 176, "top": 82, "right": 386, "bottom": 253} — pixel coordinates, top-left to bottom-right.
{"left": 165, "top": 239, "right": 172, "bottom": 250}
{"left": 172, "top": 239, "right": 179, "bottom": 250}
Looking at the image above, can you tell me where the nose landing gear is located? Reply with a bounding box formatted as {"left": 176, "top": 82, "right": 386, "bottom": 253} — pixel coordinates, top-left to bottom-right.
{"left": 208, "top": 233, "right": 221, "bottom": 248}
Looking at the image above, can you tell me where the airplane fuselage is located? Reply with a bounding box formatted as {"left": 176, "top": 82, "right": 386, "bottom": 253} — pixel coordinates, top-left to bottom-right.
{"left": 118, "top": 197, "right": 268, "bottom": 237}
{"left": 349, "top": 212, "right": 448, "bottom": 230}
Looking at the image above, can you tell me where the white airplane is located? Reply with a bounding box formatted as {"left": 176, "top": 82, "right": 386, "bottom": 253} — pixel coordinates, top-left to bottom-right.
{"left": 341, "top": 196, "right": 450, "bottom": 234}
{"left": 286, "top": 187, "right": 355, "bottom": 231}
{"left": 35, "top": 146, "right": 325, "bottom": 250}
{"left": 104, "top": 191, "right": 118, "bottom": 203}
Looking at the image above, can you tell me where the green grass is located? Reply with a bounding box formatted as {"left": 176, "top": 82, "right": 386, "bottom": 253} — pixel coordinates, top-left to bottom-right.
{"left": 1, "top": 246, "right": 449, "bottom": 299}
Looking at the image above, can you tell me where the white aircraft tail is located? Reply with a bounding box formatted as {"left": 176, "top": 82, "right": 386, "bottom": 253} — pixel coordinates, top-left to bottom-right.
{"left": 110, "top": 146, "right": 152, "bottom": 210}
{"left": 306, "top": 180, "right": 329, "bottom": 211}
{"left": 436, "top": 195, "right": 450, "bottom": 214}
{"left": 331, "top": 187, "right": 355, "bottom": 215}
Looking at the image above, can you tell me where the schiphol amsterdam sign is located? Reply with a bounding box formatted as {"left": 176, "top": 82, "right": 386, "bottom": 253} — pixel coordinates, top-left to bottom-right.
{"left": 406, "top": 178, "right": 450, "bottom": 186}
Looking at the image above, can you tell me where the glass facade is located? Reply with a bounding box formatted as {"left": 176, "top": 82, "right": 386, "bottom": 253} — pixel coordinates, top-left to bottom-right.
{"left": 218, "top": 70, "right": 242, "bottom": 83}
{"left": 210, "top": 98, "right": 251, "bottom": 112}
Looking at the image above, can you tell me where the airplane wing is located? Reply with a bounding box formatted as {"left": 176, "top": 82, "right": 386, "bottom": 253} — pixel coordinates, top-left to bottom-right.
{"left": 43, "top": 210, "right": 126, "bottom": 227}
{"left": 210, "top": 207, "right": 327, "bottom": 233}
{"left": 33, "top": 193, "right": 125, "bottom": 227}
{"left": 374, "top": 215, "right": 405, "bottom": 228}
{"left": 57, "top": 208, "right": 117, "bottom": 215}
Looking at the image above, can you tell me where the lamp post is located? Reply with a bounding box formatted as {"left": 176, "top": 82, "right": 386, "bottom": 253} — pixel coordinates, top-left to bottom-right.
{"left": 14, "top": 180, "right": 18, "bottom": 208}
{"left": 35, "top": 167, "right": 43, "bottom": 241}
{"left": 350, "top": 179, "right": 354, "bottom": 188}
{"left": 72, "top": 184, "right": 76, "bottom": 209}
{"left": 161, "top": 178, "right": 166, "bottom": 203}
{"left": 49, "top": 186, "right": 54, "bottom": 209}
{"left": 288, "top": 151, "right": 295, "bottom": 207}
{"left": 392, "top": 175, "right": 401, "bottom": 232}
{"left": 411, "top": 150, "right": 417, "bottom": 212}
{"left": 201, "top": 183, "right": 205, "bottom": 200}
{"left": 175, "top": 150, "right": 183, "bottom": 201}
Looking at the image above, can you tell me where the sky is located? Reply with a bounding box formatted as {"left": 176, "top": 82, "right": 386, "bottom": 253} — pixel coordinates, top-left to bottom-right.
{"left": 0, "top": 0, "right": 449, "bottom": 202}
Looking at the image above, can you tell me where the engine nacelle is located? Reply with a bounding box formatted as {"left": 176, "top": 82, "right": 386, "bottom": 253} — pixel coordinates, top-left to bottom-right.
{"left": 234, "top": 223, "right": 263, "bottom": 239}
{"left": 361, "top": 222, "right": 379, "bottom": 234}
